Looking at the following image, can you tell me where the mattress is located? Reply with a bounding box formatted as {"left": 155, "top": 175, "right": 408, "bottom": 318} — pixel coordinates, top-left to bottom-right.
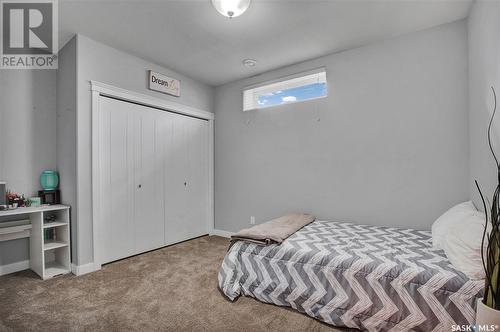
{"left": 218, "top": 220, "right": 484, "bottom": 331}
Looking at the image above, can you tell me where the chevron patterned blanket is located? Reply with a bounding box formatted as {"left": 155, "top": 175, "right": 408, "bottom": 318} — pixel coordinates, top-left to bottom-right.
{"left": 218, "top": 220, "right": 484, "bottom": 331}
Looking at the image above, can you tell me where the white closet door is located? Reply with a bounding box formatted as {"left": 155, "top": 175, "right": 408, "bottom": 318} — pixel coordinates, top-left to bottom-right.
{"left": 164, "top": 114, "right": 209, "bottom": 245}
{"left": 184, "top": 116, "right": 209, "bottom": 238}
{"left": 97, "top": 97, "right": 136, "bottom": 264}
{"left": 133, "top": 107, "right": 165, "bottom": 253}
{"left": 164, "top": 114, "right": 189, "bottom": 245}
{"left": 97, "top": 96, "right": 209, "bottom": 264}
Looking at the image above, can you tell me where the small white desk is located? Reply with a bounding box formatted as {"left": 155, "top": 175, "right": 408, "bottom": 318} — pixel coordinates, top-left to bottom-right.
{"left": 0, "top": 205, "right": 71, "bottom": 279}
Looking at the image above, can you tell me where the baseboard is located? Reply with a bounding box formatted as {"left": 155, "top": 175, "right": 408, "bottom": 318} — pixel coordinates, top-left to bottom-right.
{"left": 211, "top": 229, "right": 234, "bottom": 238}
{"left": 0, "top": 260, "right": 29, "bottom": 276}
{"left": 71, "top": 262, "right": 101, "bottom": 276}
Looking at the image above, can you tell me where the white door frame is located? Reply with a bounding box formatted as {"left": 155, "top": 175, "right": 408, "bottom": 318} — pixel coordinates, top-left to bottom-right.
{"left": 90, "top": 80, "right": 215, "bottom": 268}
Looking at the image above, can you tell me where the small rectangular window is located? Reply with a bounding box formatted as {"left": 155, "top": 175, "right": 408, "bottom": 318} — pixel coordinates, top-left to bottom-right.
{"left": 243, "top": 68, "right": 327, "bottom": 111}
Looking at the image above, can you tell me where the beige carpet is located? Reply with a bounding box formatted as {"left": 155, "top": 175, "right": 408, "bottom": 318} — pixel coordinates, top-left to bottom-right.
{"left": 0, "top": 236, "right": 347, "bottom": 331}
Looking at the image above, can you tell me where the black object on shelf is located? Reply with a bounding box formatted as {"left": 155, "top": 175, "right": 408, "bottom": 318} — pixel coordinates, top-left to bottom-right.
{"left": 44, "top": 228, "right": 56, "bottom": 241}
{"left": 44, "top": 214, "right": 57, "bottom": 224}
{"left": 38, "top": 190, "right": 61, "bottom": 205}
{"left": 0, "top": 181, "right": 5, "bottom": 205}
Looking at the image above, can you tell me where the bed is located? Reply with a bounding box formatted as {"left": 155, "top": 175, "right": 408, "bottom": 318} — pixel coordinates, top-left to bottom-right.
{"left": 218, "top": 220, "right": 484, "bottom": 331}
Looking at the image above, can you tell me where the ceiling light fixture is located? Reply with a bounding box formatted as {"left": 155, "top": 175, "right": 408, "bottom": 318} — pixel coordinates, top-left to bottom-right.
{"left": 211, "top": 0, "right": 251, "bottom": 18}
{"left": 242, "top": 59, "right": 257, "bottom": 67}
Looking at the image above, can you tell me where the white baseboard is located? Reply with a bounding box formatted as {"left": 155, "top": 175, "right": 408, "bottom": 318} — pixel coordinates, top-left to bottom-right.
{"left": 71, "top": 262, "right": 101, "bottom": 276}
{"left": 0, "top": 260, "right": 29, "bottom": 276}
{"left": 211, "top": 229, "right": 234, "bottom": 238}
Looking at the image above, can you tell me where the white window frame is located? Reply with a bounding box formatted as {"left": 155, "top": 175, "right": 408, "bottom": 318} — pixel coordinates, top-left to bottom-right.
{"left": 243, "top": 67, "right": 327, "bottom": 111}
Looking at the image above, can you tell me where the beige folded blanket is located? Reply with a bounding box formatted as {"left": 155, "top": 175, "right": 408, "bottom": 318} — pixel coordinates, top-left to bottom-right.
{"left": 231, "top": 213, "right": 316, "bottom": 245}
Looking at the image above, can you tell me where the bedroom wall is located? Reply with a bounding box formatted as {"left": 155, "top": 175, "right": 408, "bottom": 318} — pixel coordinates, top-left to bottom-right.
{"left": 214, "top": 20, "right": 469, "bottom": 232}
{"left": 0, "top": 70, "right": 57, "bottom": 267}
{"left": 57, "top": 37, "right": 78, "bottom": 263}
{"left": 73, "top": 35, "right": 215, "bottom": 266}
{"left": 468, "top": 0, "right": 500, "bottom": 211}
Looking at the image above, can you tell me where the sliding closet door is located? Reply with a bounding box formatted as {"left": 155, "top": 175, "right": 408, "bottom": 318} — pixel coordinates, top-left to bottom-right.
{"left": 164, "top": 114, "right": 209, "bottom": 245}
{"left": 133, "top": 107, "right": 165, "bottom": 253}
{"left": 98, "top": 98, "right": 166, "bottom": 263}
{"left": 97, "top": 95, "right": 210, "bottom": 264}
{"left": 163, "top": 114, "right": 189, "bottom": 245}
{"left": 97, "top": 97, "right": 136, "bottom": 264}
{"left": 184, "top": 116, "right": 209, "bottom": 238}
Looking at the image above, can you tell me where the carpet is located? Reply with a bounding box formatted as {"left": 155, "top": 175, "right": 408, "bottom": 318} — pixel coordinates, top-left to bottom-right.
{"left": 0, "top": 236, "right": 346, "bottom": 331}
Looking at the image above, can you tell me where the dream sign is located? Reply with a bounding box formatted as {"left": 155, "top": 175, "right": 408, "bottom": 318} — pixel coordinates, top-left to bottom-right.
{"left": 148, "top": 70, "right": 180, "bottom": 97}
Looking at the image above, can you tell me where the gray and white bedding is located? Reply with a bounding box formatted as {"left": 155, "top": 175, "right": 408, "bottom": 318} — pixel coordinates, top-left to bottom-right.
{"left": 218, "top": 220, "right": 484, "bottom": 331}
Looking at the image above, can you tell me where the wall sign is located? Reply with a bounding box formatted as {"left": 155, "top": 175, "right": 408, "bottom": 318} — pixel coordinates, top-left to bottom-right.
{"left": 148, "top": 70, "right": 180, "bottom": 97}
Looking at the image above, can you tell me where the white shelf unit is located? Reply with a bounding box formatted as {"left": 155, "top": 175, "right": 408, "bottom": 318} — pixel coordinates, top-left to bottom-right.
{"left": 44, "top": 240, "right": 69, "bottom": 251}
{"left": 29, "top": 206, "right": 71, "bottom": 279}
{"left": 43, "top": 221, "right": 68, "bottom": 228}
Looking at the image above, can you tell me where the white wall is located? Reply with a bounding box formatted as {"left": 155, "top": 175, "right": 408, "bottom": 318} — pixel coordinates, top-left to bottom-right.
{"left": 0, "top": 70, "right": 57, "bottom": 265}
{"left": 73, "top": 35, "right": 215, "bottom": 265}
{"left": 214, "top": 20, "right": 469, "bottom": 232}
{"left": 468, "top": 0, "right": 500, "bottom": 210}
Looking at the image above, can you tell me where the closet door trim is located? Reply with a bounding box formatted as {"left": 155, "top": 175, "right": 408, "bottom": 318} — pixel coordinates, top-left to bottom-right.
{"left": 91, "top": 81, "right": 214, "bottom": 268}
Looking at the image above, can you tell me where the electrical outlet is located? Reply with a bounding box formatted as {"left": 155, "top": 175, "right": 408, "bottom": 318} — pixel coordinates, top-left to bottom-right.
{"left": 250, "top": 216, "right": 255, "bottom": 225}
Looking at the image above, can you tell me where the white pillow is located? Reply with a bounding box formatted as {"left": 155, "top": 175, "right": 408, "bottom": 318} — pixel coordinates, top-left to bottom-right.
{"left": 442, "top": 210, "right": 488, "bottom": 279}
{"left": 431, "top": 201, "right": 477, "bottom": 249}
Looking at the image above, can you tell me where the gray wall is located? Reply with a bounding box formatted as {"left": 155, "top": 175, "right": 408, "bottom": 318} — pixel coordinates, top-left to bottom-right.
{"left": 73, "top": 35, "right": 215, "bottom": 265}
{"left": 57, "top": 37, "right": 78, "bottom": 262}
{"left": 468, "top": 1, "right": 500, "bottom": 210}
{"left": 0, "top": 19, "right": 474, "bottom": 268}
{"left": 0, "top": 70, "right": 57, "bottom": 265}
{"left": 214, "top": 20, "right": 469, "bottom": 232}
{"left": 0, "top": 33, "right": 214, "bottom": 269}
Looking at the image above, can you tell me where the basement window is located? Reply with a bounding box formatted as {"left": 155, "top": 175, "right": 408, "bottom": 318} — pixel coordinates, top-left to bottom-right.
{"left": 243, "top": 68, "right": 327, "bottom": 111}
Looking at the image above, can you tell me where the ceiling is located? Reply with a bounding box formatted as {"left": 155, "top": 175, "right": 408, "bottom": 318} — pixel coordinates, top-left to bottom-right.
{"left": 59, "top": 0, "right": 473, "bottom": 86}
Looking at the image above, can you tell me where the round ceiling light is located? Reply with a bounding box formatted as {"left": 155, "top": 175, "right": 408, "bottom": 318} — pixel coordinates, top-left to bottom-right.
{"left": 242, "top": 59, "right": 257, "bottom": 67}
{"left": 211, "top": 0, "right": 251, "bottom": 18}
